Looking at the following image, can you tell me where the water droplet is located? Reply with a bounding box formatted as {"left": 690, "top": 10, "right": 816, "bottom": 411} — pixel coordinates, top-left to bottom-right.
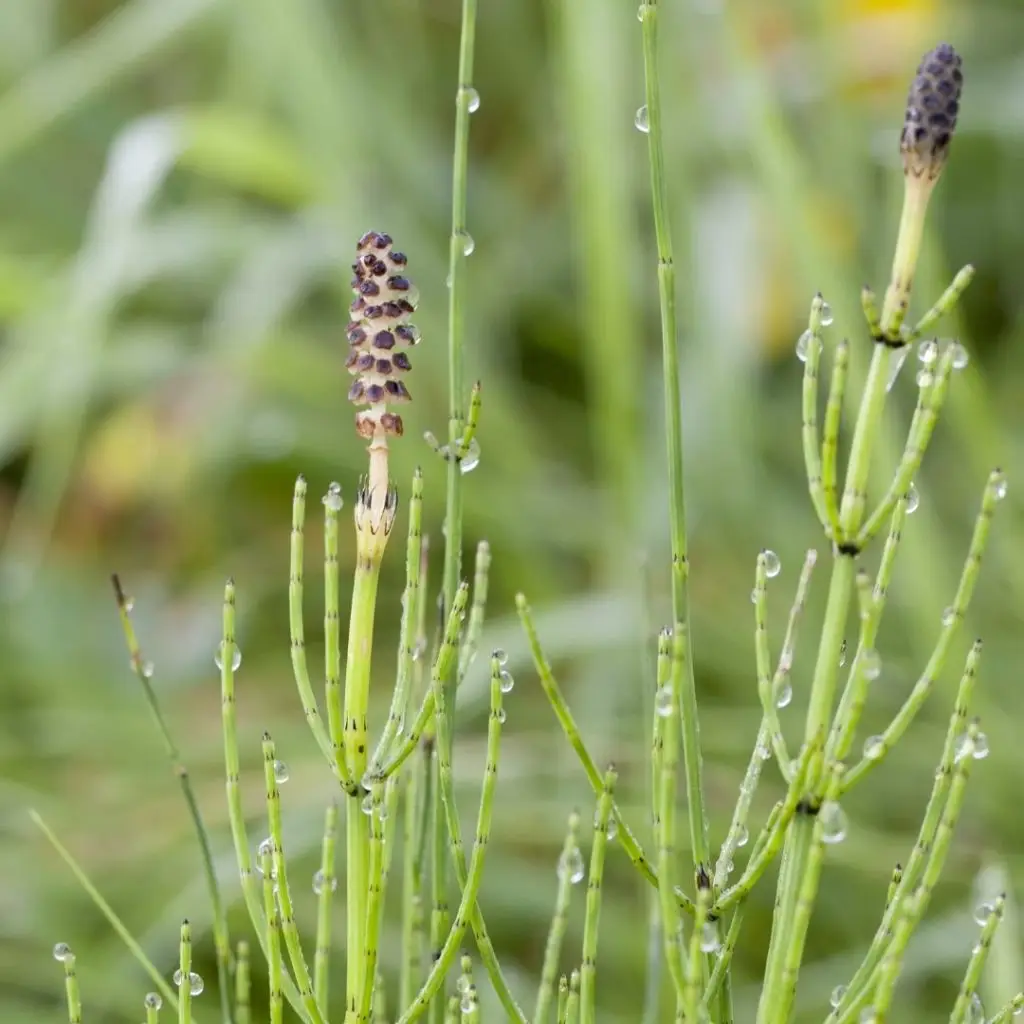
{"left": 52, "top": 943, "right": 72, "bottom": 963}
{"left": 141, "top": 660, "right": 155, "bottom": 679}
{"left": 637, "top": 3, "right": 649, "bottom": 20}
{"left": 496, "top": 707, "right": 507, "bottom": 724}
{"left": 756, "top": 742, "right": 771, "bottom": 761}
{"left": 762, "top": 549, "right": 781, "bottom": 578}
{"left": 699, "top": 921, "right": 720, "bottom": 952}
{"left": 861, "top": 649, "right": 881, "bottom": 681}
{"left": 775, "top": 682, "right": 793, "bottom": 709}
{"left": 918, "top": 338, "right": 938, "bottom": 366}
{"left": 859, "top": 1009, "right": 878, "bottom": 1024}
{"left": 273, "top": 759, "right": 290, "bottom": 784}
{"left": 411, "top": 637, "right": 427, "bottom": 662}
{"left": 215, "top": 644, "right": 242, "bottom": 672}
{"left": 361, "top": 794, "right": 374, "bottom": 816}
{"left": 124, "top": 596, "right": 135, "bottom": 613}
{"left": 654, "top": 685, "right": 673, "bottom": 717}
{"left": 312, "top": 869, "right": 338, "bottom": 895}
{"left": 941, "top": 606, "right": 957, "bottom": 627}
{"left": 462, "top": 87, "right": 480, "bottom": 113}
{"left": 916, "top": 368, "right": 934, "bottom": 388}
{"left": 863, "top": 735, "right": 885, "bottom": 760}
{"left": 905, "top": 482, "right": 920, "bottom": 514}
{"left": 461, "top": 993, "right": 474, "bottom": 1013}
{"left": 1013, "top": 1002, "right": 1023, "bottom": 1017}
{"left": 966, "top": 992, "right": 985, "bottom": 1024}
{"left": 950, "top": 340, "right": 969, "bottom": 370}
{"left": 820, "top": 801, "right": 848, "bottom": 844}
{"left": 459, "top": 437, "right": 481, "bottom": 474}
{"left": 493, "top": 648, "right": 509, "bottom": 667}
{"left": 734, "top": 825, "right": 749, "bottom": 848}
{"left": 973, "top": 901, "right": 995, "bottom": 926}
{"left": 838, "top": 640, "right": 847, "bottom": 667}
{"left": 145, "top": 993, "right": 163, "bottom": 1009}
{"left": 886, "top": 347, "right": 910, "bottom": 391}
{"left": 605, "top": 816, "right": 618, "bottom": 841}
{"left": 796, "top": 330, "right": 812, "bottom": 362}
{"left": 634, "top": 105, "right": 650, "bottom": 133}
{"left": 830, "top": 984, "right": 847, "bottom": 1009}
{"left": 258, "top": 837, "right": 273, "bottom": 859}
{"left": 778, "top": 647, "right": 794, "bottom": 674}
{"left": 174, "top": 970, "right": 204, "bottom": 996}
{"left": 972, "top": 731, "right": 989, "bottom": 760}
{"left": 750, "top": 588, "right": 759, "bottom": 605}
{"left": 458, "top": 230, "right": 475, "bottom": 256}
{"left": 992, "top": 471, "right": 1008, "bottom": 501}
{"left": 499, "top": 670, "right": 514, "bottom": 694}
{"left": 558, "top": 846, "right": 585, "bottom": 884}
{"left": 323, "top": 482, "right": 344, "bottom": 512}
{"left": 954, "top": 732, "right": 975, "bottom": 763}
{"left": 819, "top": 301, "right": 834, "bottom": 327}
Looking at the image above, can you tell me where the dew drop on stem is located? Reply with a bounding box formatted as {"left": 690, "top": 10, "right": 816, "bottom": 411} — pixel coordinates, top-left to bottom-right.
{"left": 820, "top": 801, "right": 848, "bottom": 844}
{"left": 634, "top": 105, "right": 650, "bottom": 133}
{"left": 941, "top": 606, "right": 956, "bottom": 627}
{"left": 141, "top": 660, "right": 154, "bottom": 679}
{"left": 966, "top": 993, "right": 985, "bottom": 1024}
{"left": 493, "top": 648, "right": 509, "bottom": 667}
{"left": 457, "top": 230, "right": 475, "bottom": 256}
{"left": 699, "top": 921, "right": 721, "bottom": 952}
{"left": 863, "top": 735, "right": 884, "bottom": 760}
{"left": 558, "top": 846, "right": 585, "bottom": 884}
{"left": 775, "top": 682, "right": 793, "bottom": 709}
{"left": 144, "top": 993, "right": 163, "bottom": 1010}
{"left": 312, "top": 869, "right": 338, "bottom": 895}
{"left": 461, "top": 87, "right": 480, "bottom": 113}
{"left": 734, "top": 824, "right": 749, "bottom": 848}
{"left": 830, "top": 985, "right": 847, "bottom": 1009}
{"left": 322, "top": 482, "right": 343, "bottom": 512}
{"left": 992, "top": 470, "right": 1008, "bottom": 501}
{"left": 905, "top": 482, "right": 920, "bottom": 514}
{"left": 838, "top": 640, "right": 847, "bottom": 667}
{"left": 273, "top": 759, "right": 289, "bottom": 784}
{"left": 973, "top": 901, "right": 995, "bottom": 926}
{"left": 860, "top": 649, "right": 881, "bottom": 680}
{"left": 819, "top": 300, "right": 834, "bottom": 326}
{"left": 459, "top": 437, "right": 481, "bottom": 474}
{"left": 174, "top": 970, "right": 204, "bottom": 996}
{"left": 918, "top": 338, "right": 938, "bottom": 366}
{"left": 886, "top": 347, "right": 909, "bottom": 391}
{"left": 215, "top": 644, "right": 242, "bottom": 672}
{"left": 496, "top": 707, "right": 507, "bottom": 724}
{"left": 795, "top": 330, "right": 812, "bottom": 362}
{"left": 361, "top": 793, "right": 374, "bottom": 816}
{"left": 499, "top": 670, "right": 514, "bottom": 694}
{"left": 916, "top": 368, "right": 934, "bottom": 388}
{"left": 762, "top": 549, "right": 781, "bottom": 578}
{"left": 950, "top": 339, "right": 969, "bottom": 369}
{"left": 654, "top": 684, "right": 673, "bottom": 717}
{"left": 52, "top": 943, "right": 72, "bottom": 963}
{"left": 971, "top": 731, "right": 990, "bottom": 760}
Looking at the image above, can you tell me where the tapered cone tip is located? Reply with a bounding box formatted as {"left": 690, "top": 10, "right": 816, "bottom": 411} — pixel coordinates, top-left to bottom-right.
{"left": 901, "top": 43, "right": 963, "bottom": 182}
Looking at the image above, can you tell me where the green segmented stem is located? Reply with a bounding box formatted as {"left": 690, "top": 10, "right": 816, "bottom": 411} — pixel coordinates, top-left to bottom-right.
{"left": 842, "top": 472, "right": 1000, "bottom": 791}
{"left": 401, "top": 750, "right": 428, "bottom": 1007}
{"left": 702, "top": 905, "right": 745, "bottom": 1013}
{"left": 459, "top": 954, "right": 479, "bottom": 1021}
{"left": 235, "top": 941, "right": 250, "bottom": 1024}
{"left": 535, "top": 810, "right": 581, "bottom": 1024}
{"left": 799, "top": 295, "right": 830, "bottom": 533}
{"left": 867, "top": 722, "right": 981, "bottom": 1023}
{"left": 373, "top": 971, "right": 388, "bottom": 1024}
{"left": 683, "top": 889, "right": 711, "bottom": 1021}
{"left": 713, "top": 737, "right": 819, "bottom": 916}
{"left": 61, "top": 951, "right": 81, "bottom": 1024}
{"left": 580, "top": 769, "right": 616, "bottom": 1023}
{"left": 556, "top": 976, "right": 569, "bottom": 1022}
{"left": 908, "top": 263, "right": 974, "bottom": 340}
{"left": 752, "top": 553, "right": 793, "bottom": 778}
{"left": 288, "top": 477, "right": 337, "bottom": 775}
{"left": 861, "top": 285, "right": 882, "bottom": 336}
{"left": 821, "top": 337, "right": 849, "bottom": 542}
{"left": 457, "top": 540, "right": 491, "bottom": 685}
{"left": 359, "top": 782, "right": 389, "bottom": 1021}
{"left": 827, "top": 642, "right": 984, "bottom": 1022}
{"left": 518, "top": 594, "right": 695, "bottom": 913}
{"left": 656, "top": 627, "right": 686, "bottom": 1005}
{"left": 884, "top": 864, "right": 902, "bottom": 913}
{"left": 111, "top": 575, "right": 233, "bottom": 1024}
{"left": 323, "top": 491, "right": 355, "bottom": 792}
{"left": 856, "top": 346, "right": 955, "bottom": 548}
{"left": 369, "top": 469, "right": 425, "bottom": 776}
{"left": 31, "top": 811, "right": 178, "bottom": 1012}
{"left": 565, "top": 971, "right": 581, "bottom": 1024}
{"left": 429, "top": 595, "right": 528, "bottom": 1022}
{"left": 220, "top": 582, "right": 307, "bottom": 1017}
{"left": 640, "top": 0, "right": 709, "bottom": 887}
{"left": 314, "top": 805, "right": 338, "bottom": 1009}
{"left": 262, "top": 734, "right": 323, "bottom": 1024}
{"left": 951, "top": 894, "right": 1005, "bottom": 1021}
{"left": 989, "top": 995, "right": 1024, "bottom": 1023}
{"left": 394, "top": 652, "right": 505, "bottom": 1024}
{"left": 261, "top": 848, "right": 284, "bottom": 1024}
{"left": 178, "top": 921, "right": 193, "bottom": 1024}
{"left": 444, "top": 997, "right": 458, "bottom": 1023}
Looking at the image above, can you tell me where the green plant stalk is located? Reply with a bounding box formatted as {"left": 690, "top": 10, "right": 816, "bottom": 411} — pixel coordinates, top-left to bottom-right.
{"left": 683, "top": 889, "right": 711, "bottom": 1021}
{"left": 288, "top": 477, "right": 337, "bottom": 774}
{"left": 951, "top": 894, "right": 1005, "bottom": 1021}
{"left": 342, "top": 554, "right": 383, "bottom": 1016}
{"left": 146, "top": 994, "right": 159, "bottom": 1024}
{"left": 430, "top": 599, "right": 528, "bottom": 1022}
{"left": 235, "top": 941, "right": 250, "bottom": 1024}
{"left": 111, "top": 575, "right": 233, "bottom": 1024}
{"left": 753, "top": 553, "right": 793, "bottom": 777}
{"left": 640, "top": 0, "right": 709, "bottom": 885}
{"left": 262, "top": 734, "right": 324, "bottom": 1024}
{"left": 31, "top": 810, "right": 178, "bottom": 1012}
{"left": 557, "top": 977, "right": 569, "bottom": 1022}
{"left": 394, "top": 660, "right": 504, "bottom": 1024}
{"left": 800, "top": 296, "right": 830, "bottom": 533}
{"left": 219, "top": 581, "right": 305, "bottom": 1017}
{"left": 359, "top": 783, "right": 389, "bottom": 1020}
{"left": 261, "top": 848, "right": 284, "bottom": 1024}
{"left": 314, "top": 805, "right": 338, "bottom": 1010}
{"left": 565, "top": 972, "right": 581, "bottom": 1024}
{"left": 990, "top": 996, "right": 1024, "bottom": 1023}
{"left": 760, "top": 165, "right": 948, "bottom": 1016}
{"left": 326, "top": 497, "right": 356, "bottom": 792}
{"left": 62, "top": 951, "right": 81, "bottom": 1024}
{"left": 178, "top": 920, "right": 193, "bottom": 1024}
{"left": 821, "top": 336, "right": 850, "bottom": 540}
{"left": 457, "top": 539, "right": 491, "bottom": 685}
{"left": 374, "top": 971, "right": 388, "bottom": 1024}
{"left": 517, "top": 593, "right": 694, "bottom": 912}
{"left": 580, "top": 769, "right": 616, "bottom": 1022}
{"left": 656, "top": 628, "right": 687, "bottom": 1007}
{"left": 535, "top": 811, "right": 582, "bottom": 1024}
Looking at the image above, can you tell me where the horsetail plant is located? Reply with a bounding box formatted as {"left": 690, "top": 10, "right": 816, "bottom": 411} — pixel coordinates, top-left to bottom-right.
{"left": 32, "top": 12, "right": 1024, "bottom": 1024}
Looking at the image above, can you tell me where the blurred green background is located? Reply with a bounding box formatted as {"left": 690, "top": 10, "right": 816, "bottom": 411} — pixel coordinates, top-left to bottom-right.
{"left": 2, "top": 0, "right": 1024, "bottom": 1021}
